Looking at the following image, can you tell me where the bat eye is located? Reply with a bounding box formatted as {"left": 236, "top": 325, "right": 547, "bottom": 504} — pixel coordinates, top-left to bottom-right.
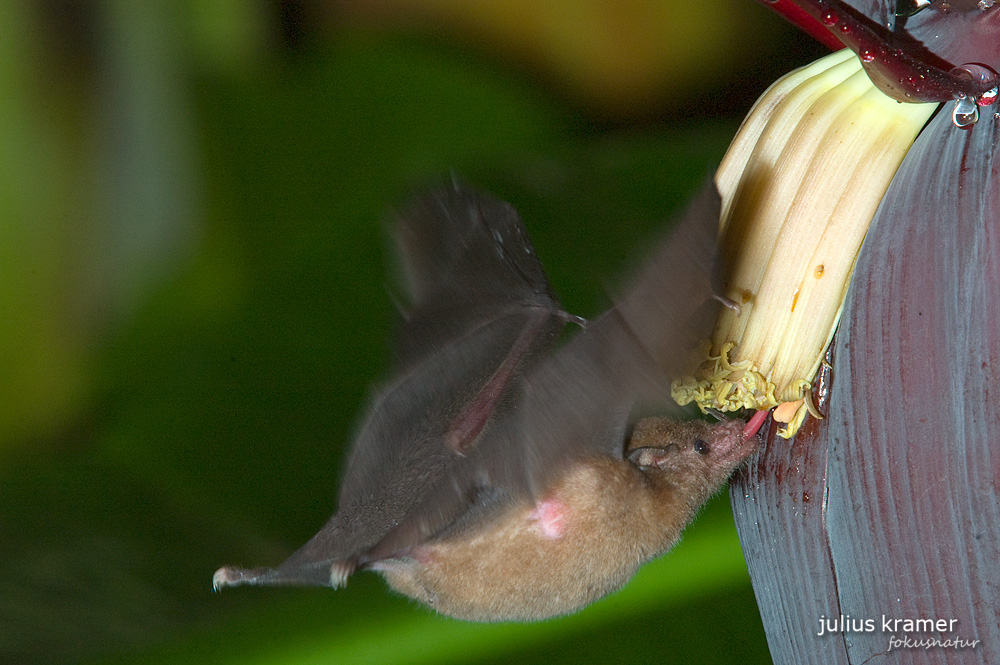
{"left": 693, "top": 439, "right": 709, "bottom": 455}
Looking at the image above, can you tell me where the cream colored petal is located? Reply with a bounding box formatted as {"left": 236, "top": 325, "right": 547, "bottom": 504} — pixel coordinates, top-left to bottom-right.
{"left": 673, "top": 50, "right": 936, "bottom": 438}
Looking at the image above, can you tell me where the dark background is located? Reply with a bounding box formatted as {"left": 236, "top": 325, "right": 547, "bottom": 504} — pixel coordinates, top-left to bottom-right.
{"left": 1, "top": 1, "right": 826, "bottom": 663}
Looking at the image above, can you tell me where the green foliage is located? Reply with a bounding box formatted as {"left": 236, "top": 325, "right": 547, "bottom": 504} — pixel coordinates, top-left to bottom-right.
{"left": 1, "top": 11, "right": 772, "bottom": 665}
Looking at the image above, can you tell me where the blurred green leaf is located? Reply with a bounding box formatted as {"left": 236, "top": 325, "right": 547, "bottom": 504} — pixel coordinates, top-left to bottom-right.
{"left": 2, "top": 9, "right": 780, "bottom": 665}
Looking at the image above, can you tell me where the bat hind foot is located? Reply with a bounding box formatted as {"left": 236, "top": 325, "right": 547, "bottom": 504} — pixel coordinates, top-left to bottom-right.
{"left": 213, "top": 565, "right": 271, "bottom": 591}
{"left": 329, "top": 560, "right": 355, "bottom": 588}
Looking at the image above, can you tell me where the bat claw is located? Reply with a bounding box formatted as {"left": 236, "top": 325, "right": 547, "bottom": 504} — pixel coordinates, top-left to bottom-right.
{"left": 212, "top": 565, "right": 276, "bottom": 590}
{"left": 329, "top": 560, "right": 355, "bottom": 588}
{"left": 213, "top": 566, "right": 247, "bottom": 591}
{"left": 713, "top": 294, "right": 741, "bottom": 314}
{"left": 559, "top": 311, "right": 587, "bottom": 328}
{"left": 212, "top": 561, "right": 355, "bottom": 591}
{"left": 705, "top": 408, "right": 726, "bottom": 421}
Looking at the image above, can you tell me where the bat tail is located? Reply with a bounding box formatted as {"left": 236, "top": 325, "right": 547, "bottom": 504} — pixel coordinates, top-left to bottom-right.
{"left": 212, "top": 558, "right": 355, "bottom": 591}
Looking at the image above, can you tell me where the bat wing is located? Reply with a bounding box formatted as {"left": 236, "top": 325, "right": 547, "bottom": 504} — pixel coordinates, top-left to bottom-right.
{"left": 367, "top": 179, "right": 726, "bottom": 558}
{"left": 513, "top": 180, "right": 725, "bottom": 491}
{"left": 613, "top": 179, "right": 724, "bottom": 381}
{"left": 215, "top": 180, "right": 573, "bottom": 588}
{"left": 389, "top": 177, "right": 569, "bottom": 365}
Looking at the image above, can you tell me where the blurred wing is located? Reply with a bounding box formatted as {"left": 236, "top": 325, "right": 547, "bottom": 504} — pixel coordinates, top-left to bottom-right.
{"left": 370, "top": 178, "right": 726, "bottom": 557}
{"left": 390, "top": 178, "right": 567, "bottom": 370}
{"left": 613, "top": 179, "right": 724, "bottom": 380}
{"left": 517, "top": 179, "right": 725, "bottom": 490}
{"left": 215, "top": 178, "right": 725, "bottom": 587}
{"left": 340, "top": 180, "right": 572, "bottom": 528}
{"left": 215, "top": 181, "right": 570, "bottom": 587}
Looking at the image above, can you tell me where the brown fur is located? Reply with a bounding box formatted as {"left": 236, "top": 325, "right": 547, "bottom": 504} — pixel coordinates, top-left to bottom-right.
{"left": 378, "top": 418, "right": 755, "bottom": 621}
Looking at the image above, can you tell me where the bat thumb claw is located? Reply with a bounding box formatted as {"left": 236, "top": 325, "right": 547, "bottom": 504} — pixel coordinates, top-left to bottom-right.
{"left": 713, "top": 294, "right": 741, "bottom": 314}
{"left": 558, "top": 311, "right": 587, "bottom": 328}
{"left": 705, "top": 408, "right": 726, "bottom": 421}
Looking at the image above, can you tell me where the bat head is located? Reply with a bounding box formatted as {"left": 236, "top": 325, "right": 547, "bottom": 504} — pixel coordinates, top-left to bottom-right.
{"left": 627, "top": 417, "right": 759, "bottom": 500}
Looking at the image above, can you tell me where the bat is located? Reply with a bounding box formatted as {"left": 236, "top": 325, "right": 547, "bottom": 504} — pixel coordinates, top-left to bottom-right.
{"left": 213, "top": 178, "right": 758, "bottom": 621}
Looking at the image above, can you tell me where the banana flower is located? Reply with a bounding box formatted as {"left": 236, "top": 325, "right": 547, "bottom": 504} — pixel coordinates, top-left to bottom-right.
{"left": 715, "top": 2, "right": 1000, "bottom": 663}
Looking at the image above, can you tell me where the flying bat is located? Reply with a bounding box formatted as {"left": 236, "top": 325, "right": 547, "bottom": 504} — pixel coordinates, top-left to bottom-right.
{"left": 213, "top": 179, "right": 758, "bottom": 621}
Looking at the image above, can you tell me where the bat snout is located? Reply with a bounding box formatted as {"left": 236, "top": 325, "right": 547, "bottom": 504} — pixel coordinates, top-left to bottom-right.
{"left": 705, "top": 420, "right": 759, "bottom": 467}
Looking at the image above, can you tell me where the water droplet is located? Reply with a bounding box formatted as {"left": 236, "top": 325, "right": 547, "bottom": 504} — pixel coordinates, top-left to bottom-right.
{"left": 952, "top": 63, "right": 1000, "bottom": 106}
{"left": 954, "top": 63, "right": 998, "bottom": 83}
{"left": 822, "top": 11, "right": 838, "bottom": 24}
{"left": 814, "top": 265, "right": 825, "bottom": 279}
{"left": 953, "top": 95, "right": 980, "bottom": 128}
{"left": 939, "top": 2, "right": 952, "bottom": 13}
{"left": 860, "top": 50, "right": 875, "bottom": 63}
{"left": 979, "top": 0, "right": 995, "bottom": 10}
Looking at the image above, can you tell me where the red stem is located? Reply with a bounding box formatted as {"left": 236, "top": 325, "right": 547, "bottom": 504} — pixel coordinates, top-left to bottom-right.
{"left": 756, "top": 0, "right": 844, "bottom": 51}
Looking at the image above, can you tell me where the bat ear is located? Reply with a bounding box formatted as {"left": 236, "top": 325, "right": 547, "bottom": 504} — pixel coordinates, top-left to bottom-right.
{"left": 627, "top": 445, "right": 678, "bottom": 470}
{"left": 212, "top": 559, "right": 355, "bottom": 591}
